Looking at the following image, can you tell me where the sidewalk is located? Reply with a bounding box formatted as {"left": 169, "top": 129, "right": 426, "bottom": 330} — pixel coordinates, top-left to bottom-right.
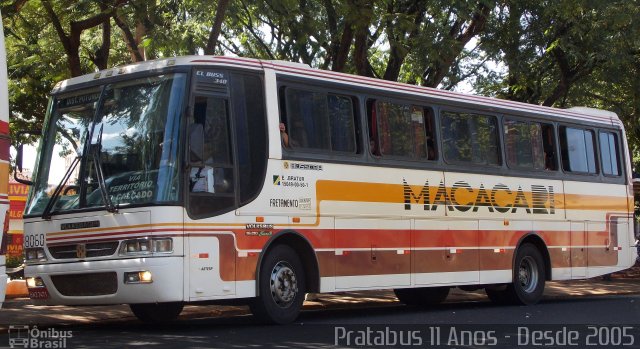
{"left": 1, "top": 277, "right": 639, "bottom": 330}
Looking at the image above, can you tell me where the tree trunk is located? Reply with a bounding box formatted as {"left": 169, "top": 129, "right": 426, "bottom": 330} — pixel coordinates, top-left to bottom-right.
{"left": 91, "top": 3, "right": 111, "bottom": 70}
{"left": 41, "top": 0, "right": 126, "bottom": 77}
{"left": 422, "top": 2, "right": 490, "bottom": 87}
{"left": 114, "top": 11, "right": 144, "bottom": 62}
{"left": 353, "top": 0, "right": 374, "bottom": 77}
{"left": 205, "top": 0, "right": 230, "bottom": 55}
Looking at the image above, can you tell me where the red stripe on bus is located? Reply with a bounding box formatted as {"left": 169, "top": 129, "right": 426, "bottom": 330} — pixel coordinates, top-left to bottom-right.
{"left": 45, "top": 227, "right": 615, "bottom": 251}
{"left": 0, "top": 120, "right": 8, "bottom": 135}
{"left": 46, "top": 228, "right": 181, "bottom": 241}
{"left": 0, "top": 137, "right": 10, "bottom": 161}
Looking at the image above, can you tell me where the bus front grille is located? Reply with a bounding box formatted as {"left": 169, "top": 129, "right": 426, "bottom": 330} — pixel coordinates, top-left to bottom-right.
{"left": 50, "top": 272, "right": 118, "bottom": 296}
{"left": 48, "top": 241, "right": 120, "bottom": 259}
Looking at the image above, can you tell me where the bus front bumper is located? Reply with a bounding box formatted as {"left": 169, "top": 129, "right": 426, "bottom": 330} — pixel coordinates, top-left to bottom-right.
{"left": 24, "top": 256, "right": 183, "bottom": 305}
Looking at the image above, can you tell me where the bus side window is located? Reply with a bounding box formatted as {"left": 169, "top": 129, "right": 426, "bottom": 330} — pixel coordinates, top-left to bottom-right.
{"left": 282, "top": 87, "right": 357, "bottom": 154}
{"left": 560, "top": 126, "right": 597, "bottom": 174}
{"left": 441, "top": 111, "right": 500, "bottom": 166}
{"left": 504, "top": 119, "right": 551, "bottom": 171}
{"left": 367, "top": 100, "right": 433, "bottom": 160}
{"left": 599, "top": 131, "right": 621, "bottom": 176}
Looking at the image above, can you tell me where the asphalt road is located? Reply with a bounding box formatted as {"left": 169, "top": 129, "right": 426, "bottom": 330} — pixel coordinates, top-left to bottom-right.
{"left": 2, "top": 295, "right": 640, "bottom": 349}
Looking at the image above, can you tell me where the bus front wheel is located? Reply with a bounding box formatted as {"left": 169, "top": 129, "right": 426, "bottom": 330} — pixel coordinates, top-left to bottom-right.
{"left": 129, "top": 302, "right": 184, "bottom": 323}
{"left": 394, "top": 287, "right": 450, "bottom": 306}
{"left": 486, "top": 243, "right": 546, "bottom": 305}
{"left": 250, "top": 244, "right": 306, "bottom": 324}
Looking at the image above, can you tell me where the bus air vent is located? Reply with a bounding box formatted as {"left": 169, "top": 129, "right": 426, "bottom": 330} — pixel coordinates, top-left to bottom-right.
{"left": 195, "top": 82, "right": 227, "bottom": 95}
{"left": 51, "top": 272, "right": 118, "bottom": 296}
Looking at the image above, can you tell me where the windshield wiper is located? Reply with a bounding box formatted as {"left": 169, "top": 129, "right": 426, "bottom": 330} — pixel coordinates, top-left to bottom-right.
{"left": 41, "top": 84, "right": 116, "bottom": 218}
{"left": 41, "top": 154, "right": 81, "bottom": 220}
{"left": 91, "top": 123, "right": 117, "bottom": 213}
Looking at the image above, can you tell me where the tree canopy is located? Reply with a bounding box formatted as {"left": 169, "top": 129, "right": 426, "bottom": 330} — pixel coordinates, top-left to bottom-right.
{"left": 2, "top": 0, "right": 639, "bottom": 164}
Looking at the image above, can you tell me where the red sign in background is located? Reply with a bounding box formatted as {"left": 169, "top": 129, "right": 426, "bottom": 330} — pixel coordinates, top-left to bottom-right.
{"left": 7, "top": 182, "right": 28, "bottom": 257}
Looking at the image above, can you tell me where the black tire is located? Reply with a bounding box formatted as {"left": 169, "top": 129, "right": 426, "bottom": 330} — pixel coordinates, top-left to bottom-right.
{"left": 485, "top": 284, "right": 512, "bottom": 305}
{"left": 394, "top": 287, "right": 450, "bottom": 306}
{"left": 129, "top": 302, "right": 184, "bottom": 323}
{"left": 249, "top": 244, "right": 306, "bottom": 324}
{"left": 486, "top": 243, "right": 546, "bottom": 305}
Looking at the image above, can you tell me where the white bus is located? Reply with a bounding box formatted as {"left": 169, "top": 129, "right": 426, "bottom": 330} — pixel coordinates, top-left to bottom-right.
{"left": 0, "top": 11, "right": 11, "bottom": 308}
{"left": 20, "top": 56, "right": 634, "bottom": 324}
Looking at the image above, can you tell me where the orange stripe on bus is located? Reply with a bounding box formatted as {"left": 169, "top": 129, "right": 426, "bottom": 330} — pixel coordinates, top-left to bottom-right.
{"left": 316, "top": 180, "right": 627, "bottom": 212}
{"left": 0, "top": 162, "right": 8, "bottom": 194}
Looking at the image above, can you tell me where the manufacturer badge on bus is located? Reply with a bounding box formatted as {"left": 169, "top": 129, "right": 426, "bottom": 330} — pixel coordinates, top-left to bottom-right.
{"left": 76, "top": 243, "right": 87, "bottom": 259}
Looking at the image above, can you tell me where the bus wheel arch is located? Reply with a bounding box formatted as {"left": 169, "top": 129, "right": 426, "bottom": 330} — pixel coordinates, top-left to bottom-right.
{"left": 250, "top": 231, "right": 320, "bottom": 324}
{"left": 255, "top": 230, "right": 321, "bottom": 296}
{"left": 514, "top": 233, "right": 552, "bottom": 281}
{"left": 256, "top": 230, "right": 320, "bottom": 296}
{"left": 486, "top": 233, "right": 549, "bottom": 305}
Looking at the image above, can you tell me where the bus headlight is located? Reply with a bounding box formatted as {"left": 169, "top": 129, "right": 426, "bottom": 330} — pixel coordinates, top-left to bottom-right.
{"left": 119, "top": 238, "right": 173, "bottom": 255}
{"left": 152, "top": 238, "right": 173, "bottom": 253}
{"left": 124, "top": 271, "right": 153, "bottom": 284}
{"left": 120, "top": 239, "right": 152, "bottom": 255}
{"left": 25, "top": 248, "right": 47, "bottom": 263}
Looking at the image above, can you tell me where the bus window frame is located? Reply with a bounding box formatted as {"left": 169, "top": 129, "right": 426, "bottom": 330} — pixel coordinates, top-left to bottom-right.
{"left": 502, "top": 115, "right": 555, "bottom": 172}
{"left": 597, "top": 129, "right": 623, "bottom": 178}
{"left": 272, "top": 74, "right": 626, "bottom": 186}
{"left": 278, "top": 82, "right": 363, "bottom": 159}
{"left": 185, "top": 67, "right": 240, "bottom": 220}
{"left": 558, "top": 124, "right": 600, "bottom": 177}
{"left": 365, "top": 98, "right": 437, "bottom": 162}
{"left": 439, "top": 107, "right": 503, "bottom": 168}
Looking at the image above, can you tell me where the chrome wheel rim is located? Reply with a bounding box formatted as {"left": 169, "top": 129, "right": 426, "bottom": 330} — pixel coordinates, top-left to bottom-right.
{"left": 270, "top": 261, "right": 298, "bottom": 308}
{"left": 518, "top": 256, "right": 539, "bottom": 293}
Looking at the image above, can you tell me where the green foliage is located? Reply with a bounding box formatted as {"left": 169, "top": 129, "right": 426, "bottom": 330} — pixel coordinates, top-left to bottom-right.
{"left": 6, "top": 254, "right": 22, "bottom": 270}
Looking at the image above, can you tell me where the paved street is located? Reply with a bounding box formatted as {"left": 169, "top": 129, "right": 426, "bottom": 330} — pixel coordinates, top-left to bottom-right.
{"left": 2, "top": 294, "right": 640, "bottom": 348}
{"left": 1, "top": 277, "right": 640, "bottom": 348}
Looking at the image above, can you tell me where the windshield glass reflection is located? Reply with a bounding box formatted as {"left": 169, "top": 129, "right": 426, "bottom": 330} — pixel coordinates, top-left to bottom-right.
{"left": 25, "top": 74, "right": 186, "bottom": 216}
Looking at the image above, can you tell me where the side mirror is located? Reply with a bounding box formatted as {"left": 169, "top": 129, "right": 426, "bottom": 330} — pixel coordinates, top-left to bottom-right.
{"left": 14, "top": 129, "right": 42, "bottom": 186}
{"left": 189, "top": 123, "right": 204, "bottom": 165}
{"left": 16, "top": 143, "right": 24, "bottom": 172}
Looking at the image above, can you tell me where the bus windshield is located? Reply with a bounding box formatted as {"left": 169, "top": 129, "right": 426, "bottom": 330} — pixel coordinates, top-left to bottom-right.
{"left": 25, "top": 73, "right": 187, "bottom": 217}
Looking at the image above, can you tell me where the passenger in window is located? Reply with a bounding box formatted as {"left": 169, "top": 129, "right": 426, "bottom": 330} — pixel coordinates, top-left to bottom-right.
{"left": 279, "top": 122, "right": 290, "bottom": 148}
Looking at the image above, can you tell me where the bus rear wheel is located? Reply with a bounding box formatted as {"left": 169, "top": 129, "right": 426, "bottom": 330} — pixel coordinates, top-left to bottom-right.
{"left": 249, "top": 244, "right": 306, "bottom": 324}
{"left": 394, "top": 287, "right": 450, "bottom": 306}
{"left": 129, "top": 302, "right": 184, "bottom": 323}
{"left": 486, "top": 243, "right": 546, "bottom": 305}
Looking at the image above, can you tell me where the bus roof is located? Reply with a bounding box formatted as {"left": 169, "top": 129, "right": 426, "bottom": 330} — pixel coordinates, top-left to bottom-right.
{"left": 52, "top": 55, "right": 621, "bottom": 128}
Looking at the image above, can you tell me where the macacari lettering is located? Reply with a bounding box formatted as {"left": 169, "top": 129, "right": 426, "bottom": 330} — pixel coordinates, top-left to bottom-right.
{"left": 402, "top": 179, "right": 555, "bottom": 214}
